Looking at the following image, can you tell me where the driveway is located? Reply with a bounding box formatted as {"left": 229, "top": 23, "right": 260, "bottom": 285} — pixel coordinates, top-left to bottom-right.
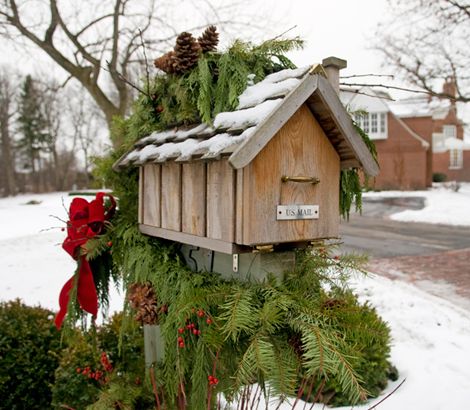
{"left": 340, "top": 197, "right": 470, "bottom": 310}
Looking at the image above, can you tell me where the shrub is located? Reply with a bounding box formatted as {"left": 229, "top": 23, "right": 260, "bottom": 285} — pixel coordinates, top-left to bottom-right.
{"left": 51, "top": 313, "right": 152, "bottom": 409}
{"left": 0, "top": 299, "right": 61, "bottom": 410}
{"left": 316, "top": 291, "right": 397, "bottom": 406}
{"left": 433, "top": 172, "right": 447, "bottom": 182}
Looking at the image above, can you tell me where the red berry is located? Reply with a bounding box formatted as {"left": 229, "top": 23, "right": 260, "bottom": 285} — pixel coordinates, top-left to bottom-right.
{"left": 192, "top": 329, "right": 198, "bottom": 335}
{"left": 178, "top": 328, "right": 185, "bottom": 334}
{"left": 208, "top": 375, "right": 214, "bottom": 381}
{"left": 178, "top": 341, "right": 185, "bottom": 348}
{"left": 197, "top": 329, "right": 202, "bottom": 336}
{"left": 197, "top": 309, "right": 205, "bottom": 317}
{"left": 178, "top": 336, "right": 183, "bottom": 342}
{"left": 107, "top": 241, "right": 112, "bottom": 247}
{"left": 76, "top": 367, "right": 81, "bottom": 373}
{"left": 213, "top": 378, "right": 219, "bottom": 385}
{"left": 206, "top": 318, "right": 212, "bottom": 325}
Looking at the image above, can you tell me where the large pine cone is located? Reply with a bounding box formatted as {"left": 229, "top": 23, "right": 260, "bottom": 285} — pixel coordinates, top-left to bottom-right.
{"left": 173, "top": 31, "right": 201, "bottom": 74}
{"left": 128, "top": 282, "right": 160, "bottom": 325}
{"left": 154, "top": 51, "right": 178, "bottom": 74}
{"left": 198, "top": 25, "right": 219, "bottom": 53}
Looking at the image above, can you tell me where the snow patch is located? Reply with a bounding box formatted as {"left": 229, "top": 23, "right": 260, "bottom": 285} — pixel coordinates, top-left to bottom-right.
{"left": 214, "top": 99, "right": 282, "bottom": 130}
{"left": 237, "top": 78, "right": 300, "bottom": 109}
{"left": 364, "top": 183, "right": 470, "bottom": 226}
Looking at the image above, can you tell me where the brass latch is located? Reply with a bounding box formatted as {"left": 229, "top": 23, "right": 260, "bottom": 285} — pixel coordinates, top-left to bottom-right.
{"left": 281, "top": 175, "right": 320, "bottom": 184}
{"left": 254, "top": 245, "right": 274, "bottom": 253}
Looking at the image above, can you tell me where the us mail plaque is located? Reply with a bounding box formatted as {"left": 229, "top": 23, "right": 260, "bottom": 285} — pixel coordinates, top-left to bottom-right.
{"left": 277, "top": 205, "right": 319, "bottom": 220}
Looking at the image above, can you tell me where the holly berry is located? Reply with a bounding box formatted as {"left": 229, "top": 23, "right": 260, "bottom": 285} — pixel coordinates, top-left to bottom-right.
{"left": 76, "top": 367, "right": 81, "bottom": 373}
{"left": 206, "top": 318, "right": 212, "bottom": 325}
{"left": 178, "top": 341, "right": 185, "bottom": 348}
{"left": 192, "top": 328, "right": 199, "bottom": 335}
{"left": 178, "top": 336, "right": 184, "bottom": 342}
{"left": 197, "top": 309, "right": 205, "bottom": 317}
{"left": 107, "top": 241, "right": 112, "bottom": 247}
{"left": 208, "top": 375, "right": 219, "bottom": 386}
{"left": 178, "top": 328, "right": 185, "bottom": 334}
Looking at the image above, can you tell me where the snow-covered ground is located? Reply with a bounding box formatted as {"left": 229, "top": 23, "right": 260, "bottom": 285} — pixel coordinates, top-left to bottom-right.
{"left": 364, "top": 182, "right": 470, "bottom": 226}
{"left": 1, "top": 192, "right": 470, "bottom": 408}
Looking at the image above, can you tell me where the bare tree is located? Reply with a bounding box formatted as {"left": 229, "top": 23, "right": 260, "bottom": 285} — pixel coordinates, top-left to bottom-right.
{"left": 67, "top": 87, "right": 105, "bottom": 188}
{"left": 0, "top": 67, "right": 17, "bottom": 196}
{"left": 375, "top": 0, "right": 470, "bottom": 102}
{"left": 0, "top": 0, "right": 266, "bottom": 139}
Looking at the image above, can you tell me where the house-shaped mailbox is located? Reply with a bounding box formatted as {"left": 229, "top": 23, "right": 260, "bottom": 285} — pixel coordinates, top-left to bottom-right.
{"left": 115, "top": 62, "right": 379, "bottom": 255}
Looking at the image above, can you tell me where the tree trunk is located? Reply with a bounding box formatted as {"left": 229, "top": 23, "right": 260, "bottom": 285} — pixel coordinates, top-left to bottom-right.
{"left": 0, "top": 107, "right": 16, "bottom": 196}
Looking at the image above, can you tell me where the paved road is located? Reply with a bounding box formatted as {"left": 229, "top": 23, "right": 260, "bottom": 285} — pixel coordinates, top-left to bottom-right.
{"left": 340, "top": 197, "right": 470, "bottom": 310}
{"left": 339, "top": 198, "right": 470, "bottom": 258}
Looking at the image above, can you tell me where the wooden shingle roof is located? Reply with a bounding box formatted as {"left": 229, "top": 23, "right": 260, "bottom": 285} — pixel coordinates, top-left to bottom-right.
{"left": 114, "top": 65, "right": 379, "bottom": 176}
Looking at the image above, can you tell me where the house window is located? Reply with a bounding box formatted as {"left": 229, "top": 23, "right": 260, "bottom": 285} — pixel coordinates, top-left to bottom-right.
{"left": 380, "top": 113, "right": 386, "bottom": 133}
{"left": 432, "top": 133, "right": 445, "bottom": 151}
{"left": 443, "top": 125, "right": 457, "bottom": 139}
{"left": 353, "top": 112, "right": 387, "bottom": 139}
{"left": 371, "top": 113, "right": 378, "bottom": 133}
{"left": 363, "top": 115, "right": 370, "bottom": 133}
{"left": 449, "top": 149, "right": 463, "bottom": 169}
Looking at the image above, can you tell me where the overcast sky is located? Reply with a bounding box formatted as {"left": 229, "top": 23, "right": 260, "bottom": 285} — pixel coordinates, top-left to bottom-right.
{"left": 254, "top": 0, "right": 389, "bottom": 78}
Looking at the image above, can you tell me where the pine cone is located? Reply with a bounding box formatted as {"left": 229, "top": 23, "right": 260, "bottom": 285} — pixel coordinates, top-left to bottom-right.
{"left": 173, "top": 32, "right": 201, "bottom": 74}
{"left": 198, "top": 25, "right": 219, "bottom": 53}
{"left": 154, "top": 51, "right": 178, "bottom": 74}
{"left": 128, "top": 282, "right": 160, "bottom": 325}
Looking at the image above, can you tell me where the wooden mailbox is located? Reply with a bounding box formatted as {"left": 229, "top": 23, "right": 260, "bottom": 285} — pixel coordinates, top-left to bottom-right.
{"left": 115, "top": 64, "right": 378, "bottom": 255}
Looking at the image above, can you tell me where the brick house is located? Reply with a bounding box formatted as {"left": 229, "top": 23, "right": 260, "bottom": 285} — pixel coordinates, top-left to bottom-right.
{"left": 341, "top": 82, "right": 470, "bottom": 190}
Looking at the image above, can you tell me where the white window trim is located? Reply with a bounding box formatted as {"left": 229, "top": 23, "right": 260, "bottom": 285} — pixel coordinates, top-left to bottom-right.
{"left": 443, "top": 125, "right": 457, "bottom": 139}
{"left": 354, "top": 111, "right": 388, "bottom": 140}
{"left": 449, "top": 149, "right": 463, "bottom": 169}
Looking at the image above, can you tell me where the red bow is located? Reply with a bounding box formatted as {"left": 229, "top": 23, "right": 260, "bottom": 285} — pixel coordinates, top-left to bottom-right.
{"left": 55, "top": 192, "right": 116, "bottom": 329}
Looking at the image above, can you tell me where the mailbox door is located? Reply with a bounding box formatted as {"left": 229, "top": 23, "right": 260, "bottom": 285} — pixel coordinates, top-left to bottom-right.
{"left": 238, "top": 104, "right": 340, "bottom": 245}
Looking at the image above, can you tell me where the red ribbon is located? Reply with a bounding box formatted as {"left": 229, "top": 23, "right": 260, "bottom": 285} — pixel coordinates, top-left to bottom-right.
{"left": 55, "top": 192, "right": 116, "bottom": 329}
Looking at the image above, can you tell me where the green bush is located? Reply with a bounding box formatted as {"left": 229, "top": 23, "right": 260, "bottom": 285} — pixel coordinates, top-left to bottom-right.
{"left": 433, "top": 172, "right": 447, "bottom": 182}
{"left": 0, "top": 299, "right": 61, "bottom": 410}
{"left": 317, "top": 292, "right": 397, "bottom": 406}
{"left": 51, "top": 313, "right": 152, "bottom": 410}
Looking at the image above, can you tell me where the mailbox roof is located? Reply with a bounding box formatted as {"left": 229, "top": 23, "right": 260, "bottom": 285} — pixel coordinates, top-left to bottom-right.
{"left": 114, "top": 65, "right": 379, "bottom": 176}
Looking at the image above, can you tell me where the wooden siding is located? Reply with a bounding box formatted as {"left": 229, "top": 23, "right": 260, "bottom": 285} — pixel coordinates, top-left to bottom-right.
{"left": 161, "top": 162, "right": 182, "bottom": 231}
{"left": 240, "top": 103, "right": 340, "bottom": 245}
{"left": 182, "top": 163, "right": 206, "bottom": 236}
{"left": 206, "top": 160, "right": 236, "bottom": 242}
{"left": 142, "top": 165, "right": 161, "bottom": 227}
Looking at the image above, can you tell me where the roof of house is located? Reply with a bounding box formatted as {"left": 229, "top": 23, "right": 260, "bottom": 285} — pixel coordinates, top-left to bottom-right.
{"left": 388, "top": 96, "right": 451, "bottom": 120}
{"left": 340, "top": 87, "right": 430, "bottom": 149}
{"left": 114, "top": 65, "right": 379, "bottom": 176}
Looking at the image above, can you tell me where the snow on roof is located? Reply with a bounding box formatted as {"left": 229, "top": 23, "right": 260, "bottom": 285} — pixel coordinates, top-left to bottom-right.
{"left": 115, "top": 67, "right": 309, "bottom": 169}
{"left": 389, "top": 96, "right": 451, "bottom": 119}
{"left": 114, "top": 65, "right": 379, "bottom": 176}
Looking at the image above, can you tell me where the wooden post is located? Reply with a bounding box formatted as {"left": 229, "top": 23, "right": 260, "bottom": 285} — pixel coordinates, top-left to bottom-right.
{"left": 144, "top": 324, "right": 165, "bottom": 367}
{"left": 322, "top": 56, "right": 347, "bottom": 95}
